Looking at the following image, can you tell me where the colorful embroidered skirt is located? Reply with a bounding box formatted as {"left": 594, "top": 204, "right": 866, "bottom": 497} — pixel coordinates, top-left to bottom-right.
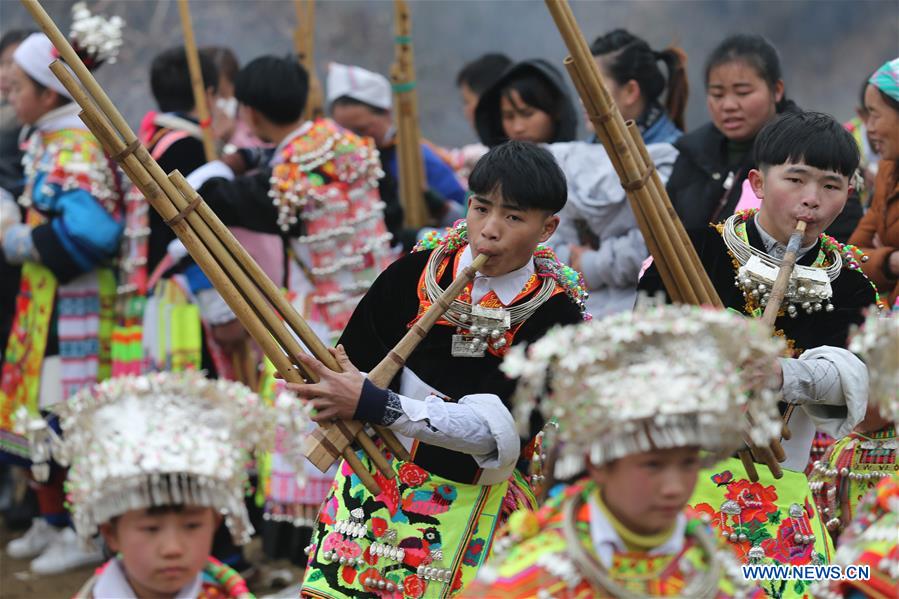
{"left": 301, "top": 452, "right": 514, "bottom": 598}
{"left": 808, "top": 426, "right": 897, "bottom": 534}
{"left": 690, "top": 457, "right": 834, "bottom": 599}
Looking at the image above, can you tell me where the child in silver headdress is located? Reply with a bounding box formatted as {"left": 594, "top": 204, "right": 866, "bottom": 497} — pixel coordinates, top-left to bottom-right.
{"left": 17, "top": 370, "right": 310, "bottom": 598}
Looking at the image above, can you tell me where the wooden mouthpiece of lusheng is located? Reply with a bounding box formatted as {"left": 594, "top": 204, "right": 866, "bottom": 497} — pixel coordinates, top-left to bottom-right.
{"left": 738, "top": 449, "right": 760, "bottom": 482}
{"left": 770, "top": 437, "right": 787, "bottom": 463}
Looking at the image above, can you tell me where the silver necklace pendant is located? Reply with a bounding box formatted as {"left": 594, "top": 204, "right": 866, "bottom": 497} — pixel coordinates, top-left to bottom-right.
{"left": 735, "top": 255, "right": 834, "bottom": 317}
{"left": 450, "top": 305, "right": 510, "bottom": 357}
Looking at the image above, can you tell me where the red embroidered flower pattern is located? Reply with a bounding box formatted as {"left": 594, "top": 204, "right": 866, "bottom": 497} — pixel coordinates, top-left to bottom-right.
{"left": 375, "top": 471, "right": 400, "bottom": 515}
{"left": 370, "top": 517, "right": 388, "bottom": 538}
{"left": 398, "top": 463, "right": 430, "bottom": 487}
{"left": 403, "top": 574, "right": 425, "bottom": 598}
{"left": 341, "top": 565, "right": 357, "bottom": 585}
{"left": 689, "top": 503, "right": 726, "bottom": 531}
{"left": 761, "top": 520, "right": 814, "bottom": 565}
{"left": 724, "top": 480, "right": 778, "bottom": 523}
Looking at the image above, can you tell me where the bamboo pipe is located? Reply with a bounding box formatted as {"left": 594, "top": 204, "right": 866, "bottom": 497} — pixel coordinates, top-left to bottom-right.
{"left": 175, "top": 173, "right": 399, "bottom": 481}
{"left": 762, "top": 221, "right": 807, "bottom": 328}
{"left": 75, "top": 106, "right": 302, "bottom": 383}
{"left": 30, "top": 0, "right": 395, "bottom": 495}
{"left": 29, "top": 0, "right": 339, "bottom": 374}
{"left": 305, "top": 253, "right": 490, "bottom": 471}
{"left": 58, "top": 65, "right": 386, "bottom": 495}
{"left": 366, "top": 253, "right": 490, "bottom": 460}
{"left": 294, "top": 0, "right": 323, "bottom": 122}
{"left": 392, "top": 0, "right": 428, "bottom": 229}
{"left": 760, "top": 220, "right": 807, "bottom": 443}
{"left": 561, "top": 51, "right": 708, "bottom": 306}
{"left": 176, "top": 0, "right": 216, "bottom": 162}
{"left": 625, "top": 122, "right": 722, "bottom": 304}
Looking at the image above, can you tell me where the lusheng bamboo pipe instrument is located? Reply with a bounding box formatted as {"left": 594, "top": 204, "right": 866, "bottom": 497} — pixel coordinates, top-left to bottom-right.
{"left": 391, "top": 0, "right": 429, "bottom": 229}
{"left": 544, "top": 0, "right": 783, "bottom": 481}
{"left": 304, "top": 253, "right": 489, "bottom": 473}
{"left": 761, "top": 220, "right": 808, "bottom": 442}
{"left": 22, "top": 0, "right": 401, "bottom": 495}
{"left": 294, "top": 0, "right": 323, "bottom": 122}
{"left": 176, "top": 0, "right": 216, "bottom": 162}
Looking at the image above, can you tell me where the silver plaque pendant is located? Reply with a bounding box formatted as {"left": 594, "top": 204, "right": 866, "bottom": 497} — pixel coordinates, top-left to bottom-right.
{"left": 451, "top": 334, "right": 486, "bottom": 358}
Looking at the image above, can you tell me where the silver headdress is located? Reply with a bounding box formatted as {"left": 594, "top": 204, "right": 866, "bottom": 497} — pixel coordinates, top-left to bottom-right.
{"left": 15, "top": 371, "right": 310, "bottom": 545}
{"left": 849, "top": 309, "right": 899, "bottom": 422}
{"left": 502, "top": 303, "right": 786, "bottom": 479}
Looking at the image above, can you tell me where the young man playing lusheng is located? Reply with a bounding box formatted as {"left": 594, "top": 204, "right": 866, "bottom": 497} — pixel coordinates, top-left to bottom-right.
{"left": 290, "top": 141, "right": 587, "bottom": 597}
{"left": 639, "top": 111, "right": 879, "bottom": 598}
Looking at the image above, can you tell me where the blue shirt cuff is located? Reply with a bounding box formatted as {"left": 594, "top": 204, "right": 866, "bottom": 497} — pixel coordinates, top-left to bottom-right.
{"left": 354, "top": 378, "right": 389, "bottom": 424}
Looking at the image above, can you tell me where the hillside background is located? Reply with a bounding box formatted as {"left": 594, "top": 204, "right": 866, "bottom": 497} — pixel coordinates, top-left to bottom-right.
{"left": 2, "top": 0, "right": 897, "bottom": 146}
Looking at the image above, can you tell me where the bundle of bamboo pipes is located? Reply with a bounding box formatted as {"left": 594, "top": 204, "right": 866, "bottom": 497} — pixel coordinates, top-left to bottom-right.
{"left": 543, "top": 0, "right": 785, "bottom": 481}
{"left": 304, "top": 253, "right": 488, "bottom": 475}
{"left": 19, "top": 0, "right": 400, "bottom": 495}
{"left": 390, "top": 0, "right": 429, "bottom": 229}
{"left": 294, "top": 0, "right": 324, "bottom": 122}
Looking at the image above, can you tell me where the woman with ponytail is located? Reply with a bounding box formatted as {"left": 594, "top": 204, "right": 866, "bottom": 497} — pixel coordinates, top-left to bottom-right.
{"left": 589, "top": 28, "right": 688, "bottom": 144}
{"left": 538, "top": 30, "right": 683, "bottom": 317}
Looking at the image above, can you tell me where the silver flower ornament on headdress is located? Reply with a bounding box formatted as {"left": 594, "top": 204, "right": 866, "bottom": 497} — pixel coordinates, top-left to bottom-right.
{"left": 15, "top": 371, "right": 311, "bottom": 545}
{"left": 849, "top": 309, "right": 899, "bottom": 423}
{"left": 502, "top": 303, "right": 787, "bottom": 479}
{"left": 69, "top": 2, "right": 125, "bottom": 66}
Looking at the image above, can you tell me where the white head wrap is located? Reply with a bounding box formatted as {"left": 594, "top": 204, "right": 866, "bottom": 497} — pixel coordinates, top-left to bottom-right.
{"left": 327, "top": 62, "right": 392, "bottom": 111}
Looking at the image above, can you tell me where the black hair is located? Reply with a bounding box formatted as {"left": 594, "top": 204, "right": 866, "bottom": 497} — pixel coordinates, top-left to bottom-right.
{"left": 500, "top": 72, "right": 566, "bottom": 136}
{"left": 234, "top": 55, "right": 308, "bottom": 125}
{"left": 468, "top": 140, "right": 567, "bottom": 213}
{"left": 201, "top": 46, "right": 239, "bottom": 85}
{"left": 753, "top": 111, "right": 859, "bottom": 177}
{"left": 22, "top": 75, "right": 72, "bottom": 108}
{"left": 330, "top": 95, "right": 389, "bottom": 117}
{"left": 590, "top": 29, "right": 689, "bottom": 131}
{"left": 0, "top": 29, "right": 35, "bottom": 55}
{"left": 704, "top": 34, "right": 788, "bottom": 112}
{"left": 456, "top": 53, "right": 512, "bottom": 95}
{"left": 150, "top": 46, "right": 219, "bottom": 113}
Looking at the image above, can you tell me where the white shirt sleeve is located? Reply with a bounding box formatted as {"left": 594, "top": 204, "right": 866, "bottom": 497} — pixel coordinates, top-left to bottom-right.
{"left": 185, "top": 160, "right": 234, "bottom": 189}
{"left": 780, "top": 346, "right": 869, "bottom": 438}
{"left": 384, "top": 392, "right": 520, "bottom": 471}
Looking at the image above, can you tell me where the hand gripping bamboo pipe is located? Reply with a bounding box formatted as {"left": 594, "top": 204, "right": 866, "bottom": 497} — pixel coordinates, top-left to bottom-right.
{"left": 544, "top": 0, "right": 784, "bottom": 481}
{"left": 21, "top": 0, "right": 402, "bottom": 495}
{"left": 304, "top": 253, "right": 489, "bottom": 473}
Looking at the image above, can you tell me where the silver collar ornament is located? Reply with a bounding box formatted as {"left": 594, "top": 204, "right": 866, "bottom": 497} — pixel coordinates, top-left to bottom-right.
{"left": 723, "top": 214, "right": 840, "bottom": 317}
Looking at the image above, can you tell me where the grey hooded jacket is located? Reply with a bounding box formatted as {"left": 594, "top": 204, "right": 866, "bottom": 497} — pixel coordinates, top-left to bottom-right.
{"left": 546, "top": 141, "right": 679, "bottom": 317}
